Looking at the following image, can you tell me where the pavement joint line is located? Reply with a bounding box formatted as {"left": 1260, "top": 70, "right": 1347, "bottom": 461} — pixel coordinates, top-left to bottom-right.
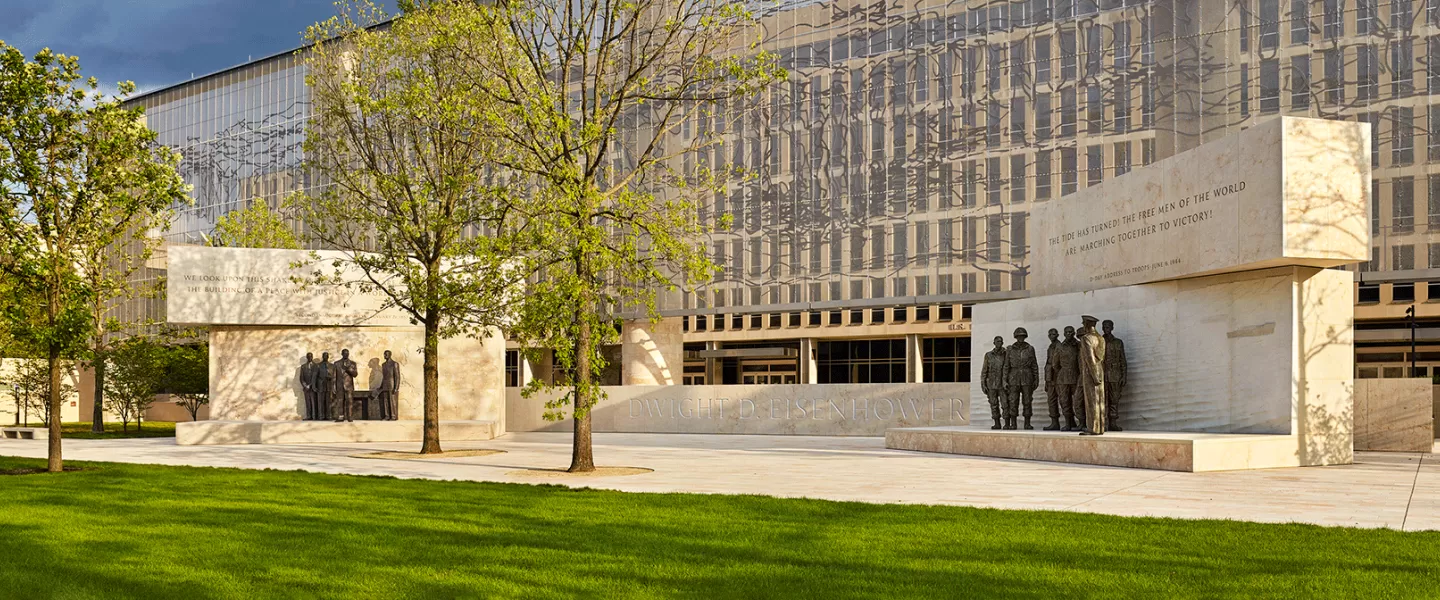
{"left": 1061, "top": 470, "right": 1174, "bottom": 511}
{"left": 1402, "top": 452, "right": 1425, "bottom": 531}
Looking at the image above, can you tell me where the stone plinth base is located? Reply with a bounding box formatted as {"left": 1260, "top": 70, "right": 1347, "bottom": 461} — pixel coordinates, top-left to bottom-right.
{"left": 885, "top": 426, "right": 1334, "bottom": 472}
{"left": 177, "top": 420, "right": 498, "bottom": 446}
{"left": 1, "top": 427, "right": 49, "bottom": 440}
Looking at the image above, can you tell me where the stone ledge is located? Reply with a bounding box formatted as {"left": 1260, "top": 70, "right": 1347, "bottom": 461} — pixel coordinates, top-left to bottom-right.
{"left": 884, "top": 426, "right": 1323, "bottom": 472}
{"left": 177, "top": 420, "right": 498, "bottom": 446}
{"left": 1, "top": 428, "right": 49, "bottom": 441}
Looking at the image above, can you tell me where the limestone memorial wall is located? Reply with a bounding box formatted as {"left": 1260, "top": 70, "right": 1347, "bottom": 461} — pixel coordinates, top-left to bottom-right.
{"left": 167, "top": 246, "right": 507, "bottom": 438}
{"left": 969, "top": 117, "right": 1369, "bottom": 467}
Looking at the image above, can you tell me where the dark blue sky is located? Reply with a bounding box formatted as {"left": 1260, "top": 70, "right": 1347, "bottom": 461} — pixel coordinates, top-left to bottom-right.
{"left": 1, "top": 0, "right": 390, "bottom": 95}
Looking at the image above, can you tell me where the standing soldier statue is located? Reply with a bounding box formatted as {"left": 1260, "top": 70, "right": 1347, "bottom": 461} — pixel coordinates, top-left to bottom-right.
{"left": 1054, "top": 326, "right": 1081, "bottom": 432}
{"left": 1077, "top": 315, "right": 1107, "bottom": 436}
{"left": 1102, "top": 319, "right": 1127, "bottom": 432}
{"left": 980, "top": 336, "right": 1008, "bottom": 430}
{"left": 313, "top": 352, "right": 335, "bottom": 421}
{"left": 1042, "top": 328, "right": 1063, "bottom": 431}
{"left": 378, "top": 350, "right": 401, "bottom": 421}
{"left": 299, "top": 353, "right": 318, "bottom": 420}
{"left": 1003, "top": 327, "right": 1039, "bottom": 430}
{"left": 332, "top": 348, "right": 359, "bottom": 422}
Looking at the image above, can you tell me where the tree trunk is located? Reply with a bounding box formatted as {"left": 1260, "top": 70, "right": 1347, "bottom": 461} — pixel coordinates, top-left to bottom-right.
{"left": 420, "top": 311, "right": 442, "bottom": 455}
{"left": 47, "top": 347, "right": 63, "bottom": 473}
{"left": 90, "top": 358, "right": 105, "bottom": 433}
{"left": 569, "top": 302, "right": 595, "bottom": 473}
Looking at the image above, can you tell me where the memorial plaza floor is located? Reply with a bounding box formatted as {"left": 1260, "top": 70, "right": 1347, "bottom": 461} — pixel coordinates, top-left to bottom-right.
{"left": 2, "top": 432, "right": 1436, "bottom": 531}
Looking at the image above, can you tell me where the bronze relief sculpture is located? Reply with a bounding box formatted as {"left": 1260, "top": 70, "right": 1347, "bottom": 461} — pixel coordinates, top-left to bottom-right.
{"left": 1042, "top": 328, "right": 1062, "bottom": 431}
{"left": 332, "top": 348, "right": 359, "bottom": 422}
{"left": 300, "top": 353, "right": 319, "bottom": 420}
{"left": 378, "top": 350, "right": 401, "bottom": 421}
{"left": 1102, "top": 319, "right": 1127, "bottom": 432}
{"left": 1003, "top": 327, "right": 1039, "bottom": 430}
{"left": 981, "top": 336, "right": 1008, "bottom": 430}
{"left": 1077, "top": 316, "right": 1107, "bottom": 436}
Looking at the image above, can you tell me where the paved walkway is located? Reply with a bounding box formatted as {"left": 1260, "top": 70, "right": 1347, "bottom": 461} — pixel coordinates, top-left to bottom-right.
{"left": 2, "top": 433, "right": 1436, "bottom": 531}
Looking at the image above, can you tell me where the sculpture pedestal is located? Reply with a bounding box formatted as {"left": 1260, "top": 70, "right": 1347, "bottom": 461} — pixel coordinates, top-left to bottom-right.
{"left": 885, "top": 426, "right": 1308, "bottom": 472}
{"left": 176, "top": 420, "right": 499, "bottom": 446}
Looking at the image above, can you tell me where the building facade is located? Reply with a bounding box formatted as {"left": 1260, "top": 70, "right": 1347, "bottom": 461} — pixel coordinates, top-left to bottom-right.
{"left": 130, "top": 0, "right": 1440, "bottom": 387}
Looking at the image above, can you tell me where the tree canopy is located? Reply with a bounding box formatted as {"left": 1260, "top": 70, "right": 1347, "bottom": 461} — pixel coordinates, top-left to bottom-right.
{"left": 0, "top": 42, "right": 189, "bottom": 471}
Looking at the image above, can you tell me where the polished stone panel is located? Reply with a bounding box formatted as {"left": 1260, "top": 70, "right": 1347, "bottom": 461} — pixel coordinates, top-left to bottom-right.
{"left": 1032, "top": 117, "right": 1369, "bottom": 296}
{"left": 176, "top": 419, "right": 498, "bottom": 445}
{"left": 1355, "top": 379, "right": 1435, "bottom": 452}
{"left": 886, "top": 426, "right": 1304, "bottom": 472}
{"left": 508, "top": 383, "right": 970, "bottom": 436}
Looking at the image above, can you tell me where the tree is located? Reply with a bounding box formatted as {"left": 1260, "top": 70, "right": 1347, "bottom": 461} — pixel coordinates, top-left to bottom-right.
{"left": 103, "top": 336, "right": 168, "bottom": 431}
{"left": 208, "top": 198, "right": 301, "bottom": 249}
{"left": 0, "top": 44, "right": 189, "bottom": 471}
{"left": 13, "top": 359, "right": 72, "bottom": 427}
{"left": 297, "top": 0, "right": 531, "bottom": 454}
{"left": 167, "top": 343, "right": 209, "bottom": 421}
{"left": 468, "top": 0, "right": 782, "bottom": 471}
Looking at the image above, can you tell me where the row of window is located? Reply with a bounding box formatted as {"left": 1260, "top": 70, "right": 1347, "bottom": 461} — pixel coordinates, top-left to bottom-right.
{"left": 681, "top": 305, "right": 970, "bottom": 331}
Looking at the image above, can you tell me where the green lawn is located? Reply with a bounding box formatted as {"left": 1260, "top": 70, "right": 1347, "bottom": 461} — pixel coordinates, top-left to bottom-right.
{"left": 58, "top": 421, "right": 176, "bottom": 439}
{"left": 0, "top": 456, "right": 1435, "bottom": 599}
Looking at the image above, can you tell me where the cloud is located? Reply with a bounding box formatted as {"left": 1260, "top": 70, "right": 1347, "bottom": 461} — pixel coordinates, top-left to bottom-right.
{"left": 0, "top": 0, "right": 385, "bottom": 95}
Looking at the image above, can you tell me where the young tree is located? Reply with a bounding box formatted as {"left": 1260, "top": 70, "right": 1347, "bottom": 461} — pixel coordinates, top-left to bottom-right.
{"left": 0, "top": 44, "right": 189, "bottom": 471}
{"left": 297, "top": 0, "right": 531, "bottom": 454}
{"left": 208, "top": 199, "right": 301, "bottom": 249}
{"left": 469, "top": 0, "right": 782, "bottom": 471}
{"left": 167, "top": 343, "right": 209, "bottom": 421}
{"left": 104, "top": 337, "right": 167, "bottom": 432}
{"left": 14, "top": 359, "right": 73, "bottom": 427}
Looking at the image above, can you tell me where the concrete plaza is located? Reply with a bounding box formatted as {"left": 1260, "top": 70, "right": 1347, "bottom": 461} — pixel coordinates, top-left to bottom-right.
{"left": 2, "top": 432, "right": 1436, "bottom": 531}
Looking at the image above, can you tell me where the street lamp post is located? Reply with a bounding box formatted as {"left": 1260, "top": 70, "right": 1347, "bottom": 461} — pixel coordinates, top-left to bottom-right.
{"left": 1407, "top": 305, "right": 1417, "bottom": 378}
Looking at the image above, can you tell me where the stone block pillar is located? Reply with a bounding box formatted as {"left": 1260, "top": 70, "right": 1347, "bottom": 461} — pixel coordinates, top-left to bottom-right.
{"left": 517, "top": 349, "right": 553, "bottom": 387}
{"left": 799, "top": 338, "right": 819, "bottom": 384}
{"left": 905, "top": 334, "right": 924, "bottom": 383}
{"left": 621, "top": 318, "right": 683, "bottom": 386}
{"left": 705, "top": 341, "right": 720, "bottom": 385}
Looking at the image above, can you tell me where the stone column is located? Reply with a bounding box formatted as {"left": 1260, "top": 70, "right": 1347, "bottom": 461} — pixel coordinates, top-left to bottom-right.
{"left": 798, "top": 338, "right": 819, "bottom": 384}
{"left": 705, "top": 341, "right": 721, "bottom": 385}
{"left": 621, "top": 318, "right": 683, "bottom": 386}
{"left": 905, "top": 333, "right": 924, "bottom": 383}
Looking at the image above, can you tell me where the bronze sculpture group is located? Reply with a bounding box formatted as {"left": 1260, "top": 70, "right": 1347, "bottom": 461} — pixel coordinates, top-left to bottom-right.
{"left": 982, "top": 316, "right": 1126, "bottom": 435}
{"left": 299, "top": 349, "right": 402, "bottom": 421}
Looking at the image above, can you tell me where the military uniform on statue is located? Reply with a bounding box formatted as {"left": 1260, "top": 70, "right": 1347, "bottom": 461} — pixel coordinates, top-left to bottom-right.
{"left": 1076, "top": 316, "right": 1107, "bottom": 436}
{"left": 1102, "top": 320, "right": 1127, "bottom": 432}
{"left": 980, "top": 337, "right": 1007, "bottom": 430}
{"left": 1055, "top": 326, "right": 1081, "bottom": 432}
{"left": 1042, "top": 329, "right": 1063, "bottom": 430}
{"left": 332, "top": 349, "right": 359, "bottom": 422}
{"left": 1003, "top": 328, "right": 1039, "bottom": 430}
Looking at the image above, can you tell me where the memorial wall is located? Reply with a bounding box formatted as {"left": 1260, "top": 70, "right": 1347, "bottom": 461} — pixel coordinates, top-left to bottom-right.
{"left": 1031, "top": 117, "right": 1369, "bottom": 296}
{"left": 964, "top": 117, "right": 1367, "bottom": 467}
{"left": 508, "top": 383, "right": 970, "bottom": 436}
{"left": 168, "top": 246, "right": 506, "bottom": 438}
